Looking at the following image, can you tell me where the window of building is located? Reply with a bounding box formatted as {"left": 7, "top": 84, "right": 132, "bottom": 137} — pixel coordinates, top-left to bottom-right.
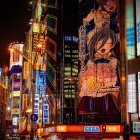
{"left": 128, "top": 74, "right": 137, "bottom": 113}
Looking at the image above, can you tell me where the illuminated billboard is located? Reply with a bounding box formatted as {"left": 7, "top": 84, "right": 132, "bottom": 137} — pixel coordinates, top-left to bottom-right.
{"left": 9, "top": 44, "right": 23, "bottom": 69}
{"left": 35, "top": 70, "right": 46, "bottom": 97}
{"left": 136, "top": 0, "right": 140, "bottom": 56}
{"left": 78, "top": 0, "right": 120, "bottom": 115}
{"left": 42, "top": 124, "right": 124, "bottom": 134}
{"left": 126, "top": 0, "right": 135, "bottom": 59}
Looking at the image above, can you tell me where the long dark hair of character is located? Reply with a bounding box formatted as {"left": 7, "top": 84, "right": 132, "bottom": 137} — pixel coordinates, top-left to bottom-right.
{"left": 88, "top": 27, "right": 116, "bottom": 62}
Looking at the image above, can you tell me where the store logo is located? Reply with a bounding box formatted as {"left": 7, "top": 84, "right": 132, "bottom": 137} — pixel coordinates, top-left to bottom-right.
{"left": 84, "top": 126, "right": 100, "bottom": 132}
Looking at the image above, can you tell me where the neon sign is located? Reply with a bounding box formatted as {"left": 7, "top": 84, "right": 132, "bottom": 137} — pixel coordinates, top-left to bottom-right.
{"left": 84, "top": 126, "right": 100, "bottom": 132}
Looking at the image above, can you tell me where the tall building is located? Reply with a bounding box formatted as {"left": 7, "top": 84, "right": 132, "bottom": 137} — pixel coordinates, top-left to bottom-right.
{"left": 59, "top": 0, "right": 79, "bottom": 124}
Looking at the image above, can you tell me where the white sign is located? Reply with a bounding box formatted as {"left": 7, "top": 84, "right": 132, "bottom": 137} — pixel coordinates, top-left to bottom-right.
{"left": 133, "top": 122, "right": 140, "bottom": 133}
{"left": 12, "top": 117, "right": 18, "bottom": 126}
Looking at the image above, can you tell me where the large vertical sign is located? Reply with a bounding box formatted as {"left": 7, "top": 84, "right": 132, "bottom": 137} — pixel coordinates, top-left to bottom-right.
{"left": 78, "top": 0, "right": 120, "bottom": 115}
{"left": 35, "top": 70, "right": 46, "bottom": 97}
{"left": 126, "top": 0, "right": 135, "bottom": 59}
{"left": 136, "top": 0, "right": 140, "bottom": 56}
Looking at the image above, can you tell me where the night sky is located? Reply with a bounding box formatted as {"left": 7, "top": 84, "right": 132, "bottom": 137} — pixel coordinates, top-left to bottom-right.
{"left": 0, "top": 0, "right": 32, "bottom": 67}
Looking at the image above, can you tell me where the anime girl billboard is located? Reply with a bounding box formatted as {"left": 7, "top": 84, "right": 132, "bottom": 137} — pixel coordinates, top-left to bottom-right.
{"left": 78, "top": 0, "right": 120, "bottom": 115}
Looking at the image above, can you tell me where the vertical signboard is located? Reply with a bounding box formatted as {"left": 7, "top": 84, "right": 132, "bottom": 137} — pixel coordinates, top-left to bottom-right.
{"left": 35, "top": 70, "right": 46, "bottom": 96}
{"left": 136, "top": 0, "right": 140, "bottom": 56}
{"left": 43, "top": 97, "right": 49, "bottom": 124}
{"left": 126, "top": 0, "right": 135, "bottom": 59}
{"left": 78, "top": 0, "right": 120, "bottom": 115}
{"left": 34, "top": 94, "right": 39, "bottom": 115}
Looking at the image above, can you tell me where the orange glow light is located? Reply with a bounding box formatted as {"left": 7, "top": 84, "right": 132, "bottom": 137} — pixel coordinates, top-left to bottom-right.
{"left": 105, "top": 125, "right": 121, "bottom": 133}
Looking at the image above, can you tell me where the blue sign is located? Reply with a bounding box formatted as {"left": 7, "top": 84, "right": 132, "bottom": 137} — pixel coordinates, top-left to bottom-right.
{"left": 30, "top": 114, "right": 38, "bottom": 122}
{"left": 84, "top": 126, "right": 100, "bottom": 132}
{"left": 45, "top": 128, "right": 49, "bottom": 132}
{"left": 51, "top": 127, "right": 55, "bottom": 132}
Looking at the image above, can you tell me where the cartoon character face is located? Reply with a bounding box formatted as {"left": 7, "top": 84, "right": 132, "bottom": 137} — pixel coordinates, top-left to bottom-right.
{"left": 95, "top": 37, "right": 113, "bottom": 54}
{"left": 103, "top": 0, "right": 117, "bottom": 13}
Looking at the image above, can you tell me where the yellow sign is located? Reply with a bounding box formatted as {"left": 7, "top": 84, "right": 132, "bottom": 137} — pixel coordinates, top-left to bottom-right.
{"left": 33, "top": 22, "right": 40, "bottom": 33}
{"left": 56, "top": 125, "right": 67, "bottom": 132}
{"left": 105, "top": 125, "right": 121, "bottom": 133}
{"left": 13, "top": 91, "right": 20, "bottom": 97}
